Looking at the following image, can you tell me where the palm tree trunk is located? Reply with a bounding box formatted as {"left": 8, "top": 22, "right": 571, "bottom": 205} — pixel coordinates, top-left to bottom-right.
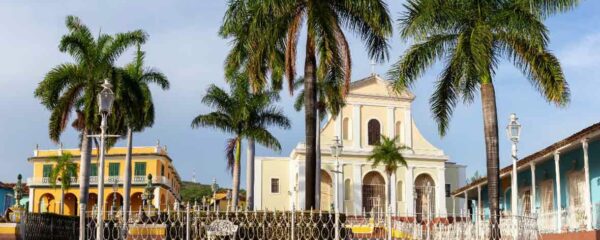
{"left": 232, "top": 137, "right": 242, "bottom": 210}
{"left": 481, "top": 83, "right": 501, "bottom": 239}
{"left": 315, "top": 107, "right": 321, "bottom": 210}
{"left": 304, "top": 33, "right": 318, "bottom": 210}
{"left": 123, "top": 128, "right": 133, "bottom": 222}
{"left": 246, "top": 138, "right": 255, "bottom": 210}
{"left": 61, "top": 187, "right": 65, "bottom": 214}
{"left": 79, "top": 129, "right": 92, "bottom": 240}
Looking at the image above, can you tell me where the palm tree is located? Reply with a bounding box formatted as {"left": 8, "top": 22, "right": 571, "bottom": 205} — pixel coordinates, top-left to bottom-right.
{"left": 191, "top": 76, "right": 290, "bottom": 209}
{"left": 34, "top": 15, "right": 146, "bottom": 234}
{"left": 48, "top": 153, "right": 78, "bottom": 215}
{"left": 115, "top": 44, "right": 169, "bottom": 219}
{"left": 293, "top": 77, "right": 345, "bottom": 209}
{"left": 366, "top": 136, "right": 408, "bottom": 210}
{"left": 221, "top": 0, "right": 393, "bottom": 210}
{"left": 388, "top": 0, "right": 577, "bottom": 236}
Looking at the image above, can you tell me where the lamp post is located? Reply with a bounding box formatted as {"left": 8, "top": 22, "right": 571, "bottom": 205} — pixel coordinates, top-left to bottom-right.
{"left": 506, "top": 113, "right": 521, "bottom": 239}
{"left": 211, "top": 178, "right": 218, "bottom": 211}
{"left": 330, "top": 136, "right": 343, "bottom": 213}
{"left": 94, "top": 79, "right": 115, "bottom": 240}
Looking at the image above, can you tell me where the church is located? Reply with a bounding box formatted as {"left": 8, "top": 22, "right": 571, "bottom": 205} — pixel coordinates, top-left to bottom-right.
{"left": 254, "top": 74, "right": 465, "bottom": 218}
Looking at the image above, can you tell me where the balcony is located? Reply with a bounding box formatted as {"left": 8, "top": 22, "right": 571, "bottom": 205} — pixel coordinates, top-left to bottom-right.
{"left": 27, "top": 175, "right": 172, "bottom": 189}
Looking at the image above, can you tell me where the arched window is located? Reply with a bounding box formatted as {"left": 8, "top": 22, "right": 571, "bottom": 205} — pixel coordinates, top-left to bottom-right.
{"left": 397, "top": 181, "right": 403, "bottom": 201}
{"left": 367, "top": 119, "right": 381, "bottom": 145}
{"left": 344, "top": 179, "right": 352, "bottom": 201}
{"left": 395, "top": 121, "right": 403, "bottom": 143}
{"left": 343, "top": 118, "right": 351, "bottom": 140}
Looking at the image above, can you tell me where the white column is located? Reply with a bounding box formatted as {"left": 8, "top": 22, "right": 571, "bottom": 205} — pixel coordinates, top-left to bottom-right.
{"left": 298, "top": 162, "right": 306, "bottom": 210}
{"left": 288, "top": 160, "right": 296, "bottom": 210}
{"left": 353, "top": 164, "right": 362, "bottom": 213}
{"left": 387, "top": 107, "right": 395, "bottom": 138}
{"left": 154, "top": 187, "right": 161, "bottom": 209}
{"left": 28, "top": 187, "right": 34, "bottom": 212}
{"left": 391, "top": 171, "right": 397, "bottom": 214}
{"left": 403, "top": 109, "right": 413, "bottom": 149}
{"left": 554, "top": 151, "right": 562, "bottom": 233}
{"left": 352, "top": 104, "right": 361, "bottom": 149}
{"left": 452, "top": 196, "right": 456, "bottom": 217}
{"left": 437, "top": 167, "right": 447, "bottom": 216}
{"left": 582, "top": 139, "right": 592, "bottom": 230}
{"left": 335, "top": 112, "right": 343, "bottom": 138}
{"left": 530, "top": 162, "right": 536, "bottom": 215}
{"left": 405, "top": 166, "right": 414, "bottom": 216}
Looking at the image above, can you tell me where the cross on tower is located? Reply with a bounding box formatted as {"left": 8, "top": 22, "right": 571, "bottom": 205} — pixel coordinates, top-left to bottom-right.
{"left": 370, "top": 60, "right": 376, "bottom": 76}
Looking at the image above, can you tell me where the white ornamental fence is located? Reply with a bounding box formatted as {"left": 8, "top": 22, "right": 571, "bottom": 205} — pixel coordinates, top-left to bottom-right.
{"left": 83, "top": 206, "right": 539, "bottom": 240}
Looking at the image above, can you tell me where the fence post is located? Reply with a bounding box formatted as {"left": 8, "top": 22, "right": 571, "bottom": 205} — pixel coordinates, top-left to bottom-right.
{"left": 186, "top": 202, "right": 191, "bottom": 240}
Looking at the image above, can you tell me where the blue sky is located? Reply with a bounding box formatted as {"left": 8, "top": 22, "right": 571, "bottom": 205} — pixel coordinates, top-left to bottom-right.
{"left": 0, "top": 1, "right": 599, "bottom": 187}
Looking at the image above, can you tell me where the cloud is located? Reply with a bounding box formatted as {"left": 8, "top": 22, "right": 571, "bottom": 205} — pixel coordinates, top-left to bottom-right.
{"left": 560, "top": 32, "right": 600, "bottom": 69}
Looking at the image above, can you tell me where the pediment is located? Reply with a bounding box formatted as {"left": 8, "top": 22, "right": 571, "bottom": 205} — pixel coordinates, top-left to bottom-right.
{"left": 349, "top": 74, "right": 415, "bottom": 101}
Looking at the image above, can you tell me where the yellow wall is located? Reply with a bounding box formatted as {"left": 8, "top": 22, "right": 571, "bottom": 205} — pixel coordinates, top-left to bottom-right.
{"left": 29, "top": 146, "right": 181, "bottom": 216}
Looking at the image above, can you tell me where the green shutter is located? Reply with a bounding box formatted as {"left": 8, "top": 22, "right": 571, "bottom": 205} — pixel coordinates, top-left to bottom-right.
{"left": 42, "top": 165, "right": 52, "bottom": 178}
{"left": 108, "top": 163, "right": 120, "bottom": 176}
{"left": 90, "top": 163, "right": 98, "bottom": 176}
{"left": 134, "top": 162, "right": 146, "bottom": 176}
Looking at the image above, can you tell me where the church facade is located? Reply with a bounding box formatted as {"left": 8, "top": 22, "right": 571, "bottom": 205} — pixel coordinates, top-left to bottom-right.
{"left": 255, "top": 74, "right": 465, "bottom": 217}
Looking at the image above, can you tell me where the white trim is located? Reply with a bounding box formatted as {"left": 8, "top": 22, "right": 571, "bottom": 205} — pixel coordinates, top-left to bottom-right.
{"left": 28, "top": 187, "right": 34, "bottom": 212}
{"left": 298, "top": 162, "right": 306, "bottom": 210}
{"left": 405, "top": 166, "right": 415, "bottom": 216}
{"left": 582, "top": 139, "right": 592, "bottom": 230}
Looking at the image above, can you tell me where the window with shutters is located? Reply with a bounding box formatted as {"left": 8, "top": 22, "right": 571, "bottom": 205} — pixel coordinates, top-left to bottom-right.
{"left": 134, "top": 162, "right": 146, "bottom": 176}
{"left": 90, "top": 163, "right": 98, "bottom": 176}
{"left": 108, "top": 163, "right": 120, "bottom": 176}
{"left": 271, "top": 178, "right": 280, "bottom": 193}
{"left": 367, "top": 119, "right": 381, "bottom": 145}
{"left": 42, "top": 165, "right": 52, "bottom": 178}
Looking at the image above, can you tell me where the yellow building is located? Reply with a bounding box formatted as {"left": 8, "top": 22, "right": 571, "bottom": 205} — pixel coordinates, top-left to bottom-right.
{"left": 256, "top": 74, "right": 466, "bottom": 217}
{"left": 27, "top": 144, "right": 182, "bottom": 216}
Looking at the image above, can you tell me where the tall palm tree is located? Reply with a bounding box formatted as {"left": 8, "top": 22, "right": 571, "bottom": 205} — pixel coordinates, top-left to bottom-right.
{"left": 293, "top": 77, "right": 345, "bottom": 209}
{"left": 191, "top": 76, "right": 290, "bottom": 209}
{"left": 115, "top": 44, "right": 169, "bottom": 219}
{"left": 48, "top": 153, "right": 78, "bottom": 215}
{"left": 366, "top": 136, "right": 408, "bottom": 210}
{"left": 221, "top": 0, "right": 393, "bottom": 210}
{"left": 388, "top": 0, "right": 577, "bottom": 236}
{"left": 34, "top": 15, "right": 146, "bottom": 236}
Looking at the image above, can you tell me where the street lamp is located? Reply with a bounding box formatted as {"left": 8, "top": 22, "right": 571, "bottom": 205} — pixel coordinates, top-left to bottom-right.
{"left": 506, "top": 113, "right": 521, "bottom": 239}
{"left": 95, "top": 79, "right": 115, "bottom": 240}
{"left": 211, "top": 178, "right": 218, "bottom": 211}
{"left": 329, "top": 136, "right": 343, "bottom": 213}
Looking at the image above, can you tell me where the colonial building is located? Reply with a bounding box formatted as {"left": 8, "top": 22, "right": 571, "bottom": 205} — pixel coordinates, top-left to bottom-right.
{"left": 27, "top": 144, "right": 181, "bottom": 216}
{"left": 255, "top": 74, "right": 466, "bottom": 217}
{"left": 452, "top": 122, "right": 600, "bottom": 236}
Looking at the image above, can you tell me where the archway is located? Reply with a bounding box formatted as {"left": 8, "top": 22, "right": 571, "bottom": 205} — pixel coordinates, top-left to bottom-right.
{"left": 130, "top": 192, "right": 143, "bottom": 213}
{"left": 362, "top": 171, "right": 385, "bottom": 214}
{"left": 106, "top": 192, "right": 123, "bottom": 214}
{"left": 63, "top": 193, "right": 78, "bottom": 216}
{"left": 320, "top": 170, "right": 333, "bottom": 210}
{"left": 87, "top": 193, "right": 98, "bottom": 212}
{"left": 415, "top": 174, "right": 435, "bottom": 222}
{"left": 39, "top": 193, "right": 55, "bottom": 213}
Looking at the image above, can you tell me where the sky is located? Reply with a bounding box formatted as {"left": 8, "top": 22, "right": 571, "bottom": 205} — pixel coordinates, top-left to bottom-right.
{"left": 0, "top": 1, "right": 599, "bottom": 188}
